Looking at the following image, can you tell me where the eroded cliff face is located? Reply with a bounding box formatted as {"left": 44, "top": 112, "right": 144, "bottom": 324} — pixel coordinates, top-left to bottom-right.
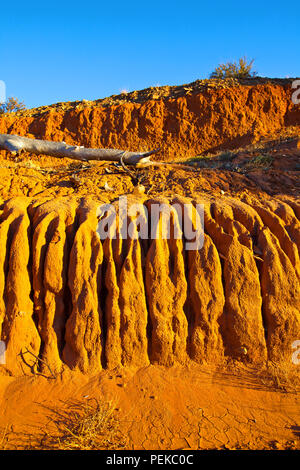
{"left": 0, "top": 80, "right": 299, "bottom": 376}
{"left": 0, "top": 81, "right": 299, "bottom": 160}
{"left": 0, "top": 194, "right": 299, "bottom": 376}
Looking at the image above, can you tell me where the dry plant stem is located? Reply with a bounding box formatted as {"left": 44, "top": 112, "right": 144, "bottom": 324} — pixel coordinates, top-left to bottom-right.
{"left": 21, "top": 347, "right": 56, "bottom": 379}
{"left": 38, "top": 400, "right": 126, "bottom": 450}
{"left": 0, "top": 133, "right": 160, "bottom": 166}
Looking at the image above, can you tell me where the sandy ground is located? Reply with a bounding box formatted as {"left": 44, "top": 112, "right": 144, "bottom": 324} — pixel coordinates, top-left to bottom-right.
{"left": 0, "top": 363, "right": 299, "bottom": 450}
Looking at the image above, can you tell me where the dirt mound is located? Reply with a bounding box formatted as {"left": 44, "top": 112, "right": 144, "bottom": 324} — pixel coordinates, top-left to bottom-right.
{"left": 0, "top": 194, "right": 298, "bottom": 376}
{"left": 0, "top": 79, "right": 299, "bottom": 161}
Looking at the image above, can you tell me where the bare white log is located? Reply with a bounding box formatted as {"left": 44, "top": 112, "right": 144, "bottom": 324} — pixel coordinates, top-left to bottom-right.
{"left": 0, "top": 133, "right": 160, "bottom": 165}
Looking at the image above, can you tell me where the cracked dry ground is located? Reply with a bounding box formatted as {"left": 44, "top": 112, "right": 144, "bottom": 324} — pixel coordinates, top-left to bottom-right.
{"left": 0, "top": 137, "right": 299, "bottom": 450}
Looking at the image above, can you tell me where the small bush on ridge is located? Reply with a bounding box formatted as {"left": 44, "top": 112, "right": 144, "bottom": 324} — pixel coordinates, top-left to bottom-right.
{"left": 210, "top": 57, "right": 257, "bottom": 79}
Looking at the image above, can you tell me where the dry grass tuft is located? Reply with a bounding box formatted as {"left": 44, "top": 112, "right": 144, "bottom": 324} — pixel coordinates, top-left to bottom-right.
{"left": 5, "top": 398, "right": 128, "bottom": 450}
{"left": 40, "top": 398, "right": 127, "bottom": 450}
{"left": 248, "top": 153, "right": 273, "bottom": 168}
{"left": 258, "top": 359, "right": 300, "bottom": 392}
{"left": 19, "top": 159, "right": 41, "bottom": 170}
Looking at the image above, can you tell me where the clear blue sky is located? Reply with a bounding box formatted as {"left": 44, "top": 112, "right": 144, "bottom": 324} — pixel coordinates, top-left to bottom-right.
{"left": 1, "top": 0, "right": 299, "bottom": 109}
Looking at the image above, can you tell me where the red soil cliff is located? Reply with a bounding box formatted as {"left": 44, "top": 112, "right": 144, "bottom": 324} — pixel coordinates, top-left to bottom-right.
{"left": 0, "top": 79, "right": 299, "bottom": 161}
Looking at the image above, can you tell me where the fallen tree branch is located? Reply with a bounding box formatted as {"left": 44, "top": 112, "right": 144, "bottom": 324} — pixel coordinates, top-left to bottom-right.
{"left": 0, "top": 133, "right": 160, "bottom": 166}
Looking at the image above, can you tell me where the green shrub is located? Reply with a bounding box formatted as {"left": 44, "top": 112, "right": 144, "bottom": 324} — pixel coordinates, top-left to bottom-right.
{"left": 210, "top": 57, "right": 257, "bottom": 79}
{"left": 218, "top": 150, "right": 236, "bottom": 161}
{"left": 250, "top": 153, "right": 273, "bottom": 167}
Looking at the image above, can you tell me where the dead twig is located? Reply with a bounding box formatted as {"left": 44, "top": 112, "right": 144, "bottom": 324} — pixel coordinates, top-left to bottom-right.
{"left": 20, "top": 347, "right": 57, "bottom": 379}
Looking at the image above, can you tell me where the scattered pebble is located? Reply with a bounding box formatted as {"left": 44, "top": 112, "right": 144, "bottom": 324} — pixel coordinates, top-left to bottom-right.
{"left": 104, "top": 181, "right": 114, "bottom": 191}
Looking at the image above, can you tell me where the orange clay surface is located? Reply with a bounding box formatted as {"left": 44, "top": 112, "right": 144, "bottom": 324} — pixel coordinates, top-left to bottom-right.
{"left": 0, "top": 78, "right": 299, "bottom": 450}
{"left": 0, "top": 365, "right": 299, "bottom": 450}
